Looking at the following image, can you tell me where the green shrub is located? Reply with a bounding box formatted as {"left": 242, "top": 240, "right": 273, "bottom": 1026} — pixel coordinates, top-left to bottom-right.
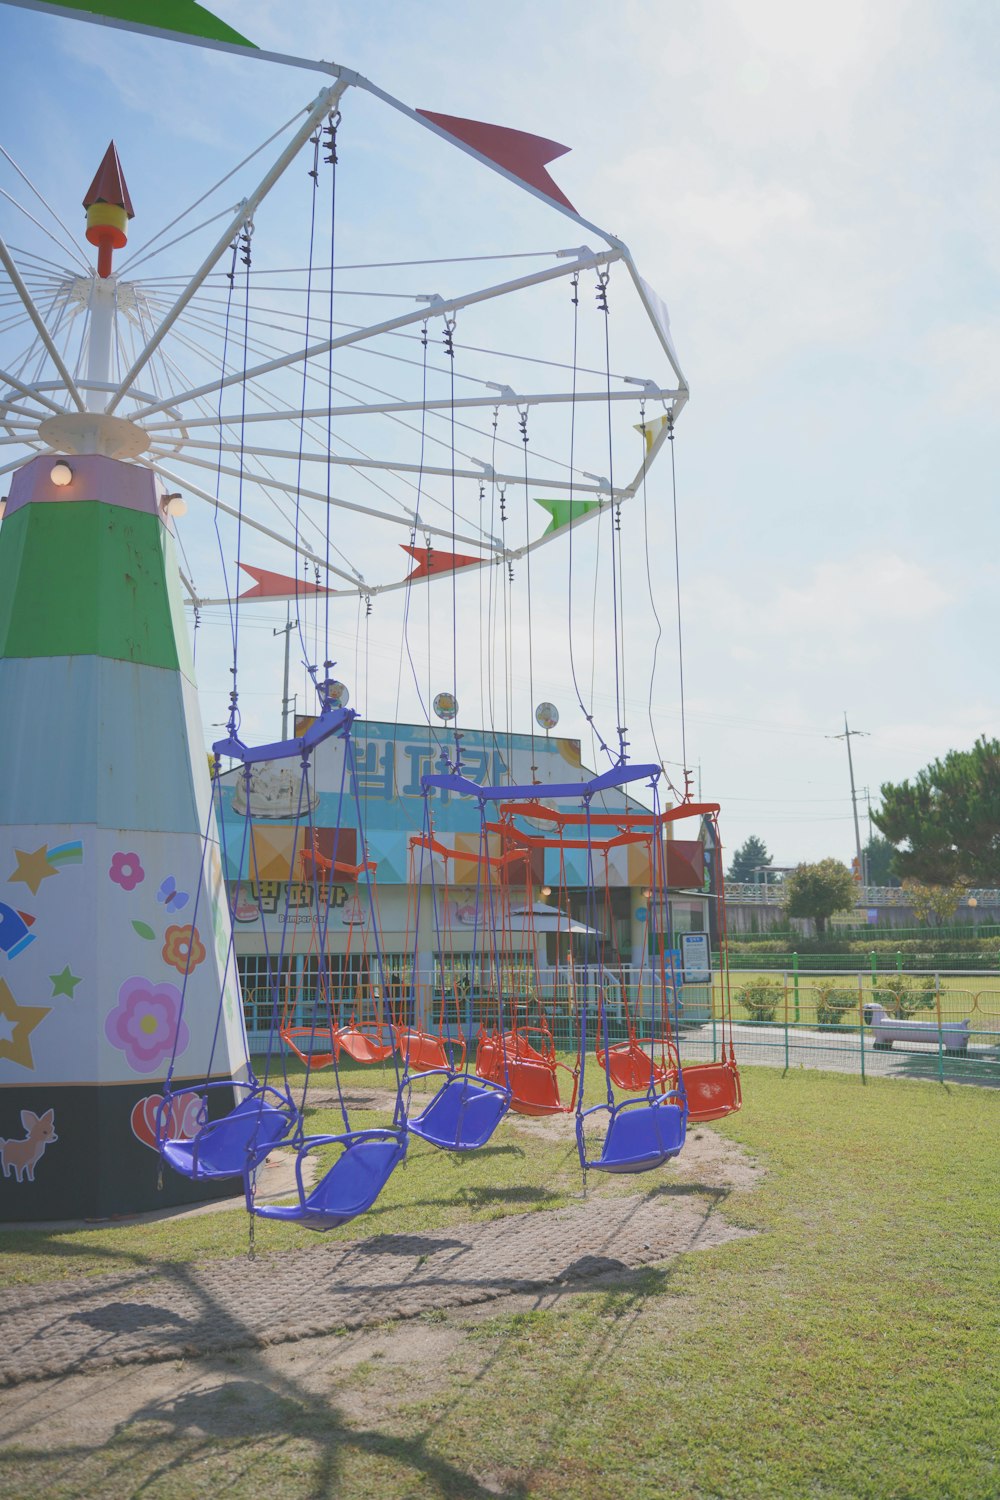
{"left": 871, "top": 975, "right": 936, "bottom": 1019}
{"left": 814, "top": 981, "right": 858, "bottom": 1027}
{"left": 736, "top": 977, "right": 783, "bottom": 1022}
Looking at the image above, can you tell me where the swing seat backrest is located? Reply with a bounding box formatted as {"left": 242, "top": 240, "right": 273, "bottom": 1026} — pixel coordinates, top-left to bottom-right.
{"left": 160, "top": 1087, "right": 295, "bottom": 1181}
{"left": 396, "top": 1026, "right": 466, "bottom": 1074}
{"left": 281, "top": 1026, "right": 335, "bottom": 1072}
{"left": 476, "top": 1033, "right": 573, "bottom": 1115}
{"left": 579, "top": 1093, "right": 686, "bottom": 1174}
{"left": 671, "top": 1059, "right": 742, "bottom": 1122}
{"left": 475, "top": 1029, "right": 545, "bottom": 1078}
{"left": 598, "top": 1039, "right": 667, "bottom": 1094}
{"left": 334, "top": 1023, "right": 395, "bottom": 1064}
{"left": 507, "top": 1056, "right": 575, "bottom": 1116}
{"left": 407, "top": 1070, "right": 510, "bottom": 1151}
{"left": 251, "top": 1128, "right": 406, "bottom": 1231}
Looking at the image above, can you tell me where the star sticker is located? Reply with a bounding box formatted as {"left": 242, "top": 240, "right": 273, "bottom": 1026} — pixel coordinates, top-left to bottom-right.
{"left": 50, "top": 966, "right": 82, "bottom": 999}
{"left": 9, "top": 846, "right": 59, "bottom": 897}
{"left": 0, "top": 978, "right": 50, "bottom": 1071}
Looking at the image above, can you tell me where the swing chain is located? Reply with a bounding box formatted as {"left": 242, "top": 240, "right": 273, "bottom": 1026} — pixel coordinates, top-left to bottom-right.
{"left": 420, "top": 319, "right": 429, "bottom": 351}
{"left": 239, "top": 221, "right": 253, "bottom": 269}
{"left": 323, "top": 109, "right": 341, "bottom": 166}
{"left": 517, "top": 405, "right": 529, "bottom": 446}
{"left": 498, "top": 485, "right": 507, "bottom": 524}
{"left": 365, "top": 593, "right": 372, "bottom": 618}
{"left": 595, "top": 268, "right": 610, "bottom": 315}
{"left": 442, "top": 315, "right": 457, "bottom": 360}
{"left": 570, "top": 269, "right": 580, "bottom": 306}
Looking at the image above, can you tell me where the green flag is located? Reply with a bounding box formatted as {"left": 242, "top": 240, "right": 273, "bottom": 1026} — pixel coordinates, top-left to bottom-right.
{"left": 534, "top": 496, "right": 601, "bottom": 537}
{"left": 11, "top": 0, "right": 256, "bottom": 48}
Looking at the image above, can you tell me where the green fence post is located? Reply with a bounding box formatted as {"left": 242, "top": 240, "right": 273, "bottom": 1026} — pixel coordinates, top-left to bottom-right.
{"left": 793, "top": 951, "right": 800, "bottom": 1023}
{"left": 711, "top": 978, "right": 718, "bottom": 1056}
{"left": 870, "top": 949, "right": 877, "bottom": 991}
{"left": 783, "top": 970, "right": 790, "bottom": 1072}
{"left": 935, "top": 970, "right": 945, "bottom": 1084}
{"left": 896, "top": 949, "right": 903, "bottom": 974}
{"left": 858, "top": 971, "right": 866, "bottom": 1084}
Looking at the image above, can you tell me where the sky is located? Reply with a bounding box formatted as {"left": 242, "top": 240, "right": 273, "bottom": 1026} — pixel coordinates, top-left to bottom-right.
{"left": 0, "top": 0, "right": 997, "bottom": 871}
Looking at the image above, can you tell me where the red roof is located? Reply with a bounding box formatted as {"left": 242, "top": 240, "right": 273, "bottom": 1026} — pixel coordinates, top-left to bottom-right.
{"left": 83, "top": 142, "right": 134, "bottom": 218}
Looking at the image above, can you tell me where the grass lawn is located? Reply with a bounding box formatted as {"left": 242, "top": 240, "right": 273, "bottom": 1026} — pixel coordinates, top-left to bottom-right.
{"left": 0, "top": 1066, "right": 998, "bottom": 1498}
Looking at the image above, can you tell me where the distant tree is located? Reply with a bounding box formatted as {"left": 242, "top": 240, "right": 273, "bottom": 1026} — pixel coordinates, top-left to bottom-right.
{"left": 902, "top": 878, "right": 968, "bottom": 927}
{"left": 873, "top": 737, "right": 1000, "bottom": 884}
{"left": 728, "top": 835, "right": 772, "bottom": 884}
{"left": 863, "top": 834, "right": 900, "bottom": 887}
{"left": 782, "top": 859, "right": 856, "bottom": 936}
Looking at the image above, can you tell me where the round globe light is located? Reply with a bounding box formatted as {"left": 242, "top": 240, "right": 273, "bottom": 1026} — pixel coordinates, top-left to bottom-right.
{"left": 50, "top": 461, "right": 73, "bottom": 487}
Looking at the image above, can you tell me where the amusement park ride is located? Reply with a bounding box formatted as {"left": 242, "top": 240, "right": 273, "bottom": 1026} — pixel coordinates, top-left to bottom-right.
{"left": 0, "top": 0, "right": 739, "bottom": 1225}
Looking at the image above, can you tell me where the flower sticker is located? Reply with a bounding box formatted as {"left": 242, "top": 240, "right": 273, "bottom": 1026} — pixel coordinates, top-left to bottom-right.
{"left": 105, "top": 976, "right": 189, "bottom": 1074}
{"left": 161, "top": 923, "right": 206, "bottom": 977}
{"left": 109, "top": 852, "right": 145, "bottom": 892}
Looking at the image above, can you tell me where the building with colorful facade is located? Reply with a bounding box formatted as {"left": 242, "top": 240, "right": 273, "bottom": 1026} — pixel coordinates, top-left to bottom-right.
{"left": 218, "top": 717, "right": 717, "bottom": 1046}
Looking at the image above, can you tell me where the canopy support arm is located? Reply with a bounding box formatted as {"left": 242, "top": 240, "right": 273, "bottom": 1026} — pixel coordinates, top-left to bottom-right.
{"left": 105, "top": 78, "right": 351, "bottom": 415}
{"left": 0, "top": 238, "right": 85, "bottom": 411}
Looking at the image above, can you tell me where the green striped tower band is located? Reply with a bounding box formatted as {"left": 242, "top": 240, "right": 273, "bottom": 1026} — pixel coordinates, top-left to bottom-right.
{"left": 0, "top": 454, "right": 249, "bottom": 1220}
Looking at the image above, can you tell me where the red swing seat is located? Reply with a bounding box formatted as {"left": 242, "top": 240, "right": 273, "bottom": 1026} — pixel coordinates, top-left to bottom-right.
{"left": 334, "top": 1022, "right": 395, "bottom": 1064}
{"left": 395, "top": 1025, "right": 466, "bottom": 1074}
{"left": 598, "top": 1037, "right": 669, "bottom": 1093}
{"left": 280, "top": 1025, "right": 335, "bottom": 1071}
{"left": 475, "top": 1030, "right": 576, "bottom": 1116}
{"left": 671, "top": 1058, "right": 742, "bottom": 1122}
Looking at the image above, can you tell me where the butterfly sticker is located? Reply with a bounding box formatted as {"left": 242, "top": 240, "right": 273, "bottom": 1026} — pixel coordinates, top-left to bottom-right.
{"left": 156, "top": 876, "right": 190, "bottom": 913}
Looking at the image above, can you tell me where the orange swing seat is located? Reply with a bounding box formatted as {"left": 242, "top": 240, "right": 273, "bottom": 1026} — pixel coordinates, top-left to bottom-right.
{"left": 476, "top": 1028, "right": 576, "bottom": 1116}
{"left": 671, "top": 1057, "right": 742, "bottom": 1122}
{"left": 598, "top": 1037, "right": 669, "bottom": 1093}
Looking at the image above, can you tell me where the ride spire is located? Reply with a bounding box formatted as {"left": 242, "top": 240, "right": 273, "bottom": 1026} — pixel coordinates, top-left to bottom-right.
{"left": 83, "top": 141, "right": 134, "bottom": 278}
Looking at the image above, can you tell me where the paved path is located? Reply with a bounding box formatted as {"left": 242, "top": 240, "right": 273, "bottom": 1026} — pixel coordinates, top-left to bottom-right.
{"left": 0, "top": 1193, "right": 745, "bottom": 1388}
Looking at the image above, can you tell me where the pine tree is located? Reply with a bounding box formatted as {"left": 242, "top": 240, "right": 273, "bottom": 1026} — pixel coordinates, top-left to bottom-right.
{"left": 728, "top": 835, "right": 772, "bottom": 883}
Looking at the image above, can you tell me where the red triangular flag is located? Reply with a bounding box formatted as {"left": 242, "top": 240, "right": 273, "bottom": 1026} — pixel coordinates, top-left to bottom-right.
{"left": 416, "top": 111, "right": 575, "bottom": 212}
{"left": 83, "top": 142, "right": 134, "bottom": 217}
{"left": 402, "top": 544, "right": 483, "bottom": 582}
{"left": 238, "top": 563, "right": 333, "bottom": 600}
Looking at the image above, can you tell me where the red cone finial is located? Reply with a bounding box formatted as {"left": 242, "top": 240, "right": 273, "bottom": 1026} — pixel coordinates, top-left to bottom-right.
{"left": 83, "top": 142, "right": 134, "bottom": 278}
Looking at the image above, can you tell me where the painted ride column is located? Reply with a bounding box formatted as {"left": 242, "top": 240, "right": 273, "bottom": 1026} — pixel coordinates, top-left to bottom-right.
{"left": 0, "top": 453, "right": 247, "bottom": 1220}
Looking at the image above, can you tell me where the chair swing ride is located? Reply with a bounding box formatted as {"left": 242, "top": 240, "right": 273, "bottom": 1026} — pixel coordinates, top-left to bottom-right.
{"left": 0, "top": 4, "right": 741, "bottom": 1230}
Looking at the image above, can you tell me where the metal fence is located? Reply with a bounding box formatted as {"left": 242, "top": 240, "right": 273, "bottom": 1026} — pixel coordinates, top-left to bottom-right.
{"left": 713, "top": 969, "right": 1000, "bottom": 1086}
{"left": 242, "top": 966, "right": 1000, "bottom": 1089}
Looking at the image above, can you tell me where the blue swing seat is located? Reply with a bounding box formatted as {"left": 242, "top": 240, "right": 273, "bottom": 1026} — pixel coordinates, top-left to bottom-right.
{"left": 159, "top": 1081, "right": 296, "bottom": 1182}
{"left": 248, "top": 1127, "right": 406, "bottom": 1232}
{"left": 406, "top": 1070, "right": 511, "bottom": 1152}
{"left": 577, "top": 1091, "right": 687, "bottom": 1175}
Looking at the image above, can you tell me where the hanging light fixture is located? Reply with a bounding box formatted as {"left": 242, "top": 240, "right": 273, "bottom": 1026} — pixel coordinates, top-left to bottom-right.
{"left": 50, "top": 461, "right": 73, "bottom": 487}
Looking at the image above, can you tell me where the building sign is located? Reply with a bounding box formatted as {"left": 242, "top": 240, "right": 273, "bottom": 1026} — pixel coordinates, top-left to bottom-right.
{"left": 681, "top": 931, "right": 711, "bottom": 982}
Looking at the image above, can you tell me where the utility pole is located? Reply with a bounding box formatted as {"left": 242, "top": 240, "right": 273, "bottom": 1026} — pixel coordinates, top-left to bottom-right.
{"left": 830, "top": 713, "right": 868, "bottom": 886}
{"left": 273, "top": 606, "right": 298, "bottom": 740}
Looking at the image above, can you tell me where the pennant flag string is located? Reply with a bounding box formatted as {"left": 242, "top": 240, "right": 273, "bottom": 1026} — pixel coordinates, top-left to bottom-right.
{"left": 401, "top": 544, "right": 483, "bottom": 582}
{"left": 416, "top": 111, "right": 576, "bottom": 212}
{"left": 238, "top": 563, "right": 333, "bottom": 600}
{"left": 534, "top": 496, "right": 601, "bottom": 536}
